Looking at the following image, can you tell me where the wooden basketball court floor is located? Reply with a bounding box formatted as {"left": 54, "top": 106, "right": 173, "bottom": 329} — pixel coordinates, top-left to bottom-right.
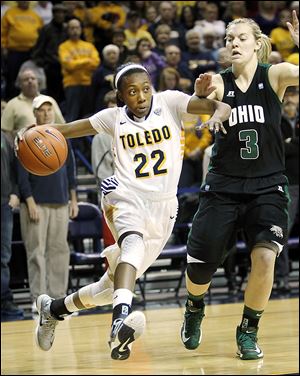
{"left": 1, "top": 297, "right": 298, "bottom": 375}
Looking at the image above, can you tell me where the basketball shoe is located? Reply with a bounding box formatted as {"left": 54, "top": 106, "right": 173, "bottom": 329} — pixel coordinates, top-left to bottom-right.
{"left": 181, "top": 305, "right": 205, "bottom": 350}
{"left": 236, "top": 326, "right": 264, "bottom": 360}
{"left": 109, "top": 311, "right": 146, "bottom": 360}
{"left": 35, "top": 294, "right": 62, "bottom": 351}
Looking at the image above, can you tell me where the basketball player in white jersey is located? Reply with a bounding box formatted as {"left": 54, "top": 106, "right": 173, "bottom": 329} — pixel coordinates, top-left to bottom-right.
{"left": 15, "top": 63, "right": 231, "bottom": 360}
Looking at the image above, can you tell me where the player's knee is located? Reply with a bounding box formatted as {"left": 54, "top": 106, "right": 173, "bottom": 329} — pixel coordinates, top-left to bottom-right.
{"left": 119, "top": 233, "right": 145, "bottom": 271}
{"left": 187, "top": 262, "right": 218, "bottom": 285}
{"left": 252, "top": 240, "right": 282, "bottom": 255}
{"left": 251, "top": 242, "right": 278, "bottom": 270}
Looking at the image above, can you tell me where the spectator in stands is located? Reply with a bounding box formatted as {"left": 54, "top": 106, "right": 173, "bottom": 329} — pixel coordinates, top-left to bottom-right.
{"left": 91, "top": 90, "right": 116, "bottom": 248}
{"left": 180, "top": 5, "right": 197, "bottom": 32}
{"left": 200, "top": 27, "right": 219, "bottom": 62}
{"left": 1, "top": 68, "right": 64, "bottom": 143}
{"left": 112, "top": 29, "right": 129, "bottom": 64}
{"left": 157, "top": 67, "right": 181, "bottom": 92}
{"left": 164, "top": 44, "right": 194, "bottom": 94}
{"left": 222, "top": 1, "right": 247, "bottom": 26}
{"left": 34, "top": 1, "right": 53, "bottom": 25}
{"left": 148, "top": 1, "right": 186, "bottom": 49}
{"left": 1, "top": 1, "right": 43, "bottom": 100}
{"left": 178, "top": 113, "right": 212, "bottom": 188}
{"left": 17, "top": 95, "right": 78, "bottom": 315}
{"left": 254, "top": 1, "right": 279, "bottom": 36}
{"left": 193, "top": 1, "right": 208, "bottom": 22}
{"left": 135, "top": 37, "right": 166, "bottom": 90}
{"left": 286, "top": 50, "right": 299, "bottom": 65}
{"left": 88, "top": 1, "right": 126, "bottom": 53}
{"left": 124, "top": 10, "right": 155, "bottom": 52}
{"left": 129, "top": 1, "right": 150, "bottom": 28}
{"left": 58, "top": 18, "right": 100, "bottom": 122}
{"left": 31, "top": 4, "right": 68, "bottom": 105}
{"left": 62, "top": 1, "right": 94, "bottom": 44}
{"left": 275, "top": 94, "right": 299, "bottom": 292}
{"left": 194, "top": 3, "right": 226, "bottom": 48}
{"left": 91, "top": 44, "right": 119, "bottom": 112}
{"left": 1, "top": 1, "right": 10, "bottom": 19}
{"left": 268, "top": 51, "right": 283, "bottom": 64}
{"left": 144, "top": 5, "right": 158, "bottom": 29}
{"left": 216, "top": 47, "right": 232, "bottom": 71}
{"left": 182, "top": 29, "right": 218, "bottom": 78}
{"left": 270, "top": 9, "right": 296, "bottom": 60}
{"left": 153, "top": 24, "right": 172, "bottom": 57}
{"left": 1, "top": 130, "right": 24, "bottom": 319}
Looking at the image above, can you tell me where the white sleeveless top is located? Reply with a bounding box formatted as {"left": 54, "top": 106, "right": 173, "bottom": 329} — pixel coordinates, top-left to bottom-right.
{"left": 89, "top": 90, "right": 190, "bottom": 195}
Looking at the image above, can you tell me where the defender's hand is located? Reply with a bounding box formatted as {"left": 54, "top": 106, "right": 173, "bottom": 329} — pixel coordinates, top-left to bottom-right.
{"left": 197, "top": 116, "right": 227, "bottom": 134}
{"left": 194, "top": 73, "right": 216, "bottom": 98}
{"left": 287, "top": 10, "right": 299, "bottom": 47}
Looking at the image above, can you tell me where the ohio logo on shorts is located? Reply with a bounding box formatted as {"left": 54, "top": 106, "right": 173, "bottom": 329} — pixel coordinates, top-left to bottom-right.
{"left": 270, "top": 225, "right": 283, "bottom": 238}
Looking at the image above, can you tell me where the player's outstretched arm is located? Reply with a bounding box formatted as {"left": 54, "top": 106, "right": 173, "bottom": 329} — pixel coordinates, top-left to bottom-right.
{"left": 14, "top": 119, "right": 97, "bottom": 152}
{"left": 50, "top": 119, "right": 97, "bottom": 138}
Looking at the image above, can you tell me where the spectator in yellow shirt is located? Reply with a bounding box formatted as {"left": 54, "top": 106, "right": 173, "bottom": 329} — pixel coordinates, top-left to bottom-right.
{"left": 1, "top": 1, "right": 43, "bottom": 100}
{"left": 179, "top": 113, "right": 213, "bottom": 188}
{"left": 58, "top": 18, "right": 100, "bottom": 122}
{"left": 286, "top": 52, "right": 299, "bottom": 65}
{"left": 270, "top": 9, "right": 296, "bottom": 60}
{"left": 88, "top": 1, "right": 126, "bottom": 52}
{"left": 124, "top": 10, "right": 156, "bottom": 51}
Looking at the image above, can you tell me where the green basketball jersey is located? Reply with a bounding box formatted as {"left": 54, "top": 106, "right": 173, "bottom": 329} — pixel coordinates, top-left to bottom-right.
{"left": 210, "top": 63, "right": 284, "bottom": 178}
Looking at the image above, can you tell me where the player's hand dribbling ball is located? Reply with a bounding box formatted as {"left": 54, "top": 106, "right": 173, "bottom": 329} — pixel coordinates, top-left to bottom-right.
{"left": 16, "top": 125, "right": 68, "bottom": 176}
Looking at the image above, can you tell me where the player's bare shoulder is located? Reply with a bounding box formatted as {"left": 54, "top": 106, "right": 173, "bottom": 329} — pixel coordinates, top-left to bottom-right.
{"left": 268, "top": 62, "right": 299, "bottom": 100}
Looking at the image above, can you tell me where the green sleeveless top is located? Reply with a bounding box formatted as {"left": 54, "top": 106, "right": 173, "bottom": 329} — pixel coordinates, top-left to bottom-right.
{"left": 209, "top": 63, "right": 284, "bottom": 178}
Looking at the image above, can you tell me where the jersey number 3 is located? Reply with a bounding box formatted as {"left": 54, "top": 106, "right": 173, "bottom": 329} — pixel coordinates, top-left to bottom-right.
{"left": 134, "top": 149, "right": 167, "bottom": 178}
{"left": 239, "top": 129, "right": 259, "bottom": 159}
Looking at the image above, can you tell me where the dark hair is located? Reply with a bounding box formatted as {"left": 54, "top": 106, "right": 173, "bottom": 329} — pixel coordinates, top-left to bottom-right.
{"left": 113, "top": 62, "right": 149, "bottom": 90}
{"left": 135, "top": 37, "right": 152, "bottom": 58}
{"left": 127, "top": 10, "right": 140, "bottom": 21}
{"left": 114, "top": 63, "right": 150, "bottom": 106}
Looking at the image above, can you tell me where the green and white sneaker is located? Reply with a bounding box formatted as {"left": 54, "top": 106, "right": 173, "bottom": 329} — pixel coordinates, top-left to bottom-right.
{"left": 236, "top": 326, "right": 264, "bottom": 360}
{"left": 181, "top": 306, "right": 205, "bottom": 350}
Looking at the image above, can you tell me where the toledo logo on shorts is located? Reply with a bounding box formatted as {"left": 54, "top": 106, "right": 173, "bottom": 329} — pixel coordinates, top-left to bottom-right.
{"left": 33, "top": 137, "right": 52, "bottom": 157}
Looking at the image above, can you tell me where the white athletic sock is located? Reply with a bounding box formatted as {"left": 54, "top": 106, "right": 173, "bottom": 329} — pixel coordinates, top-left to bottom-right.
{"left": 112, "top": 288, "right": 133, "bottom": 309}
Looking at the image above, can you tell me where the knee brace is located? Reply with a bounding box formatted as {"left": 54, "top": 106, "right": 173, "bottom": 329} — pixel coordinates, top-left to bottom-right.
{"left": 119, "top": 233, "right": 145, "bottom": 271}
{"left": 187, "top": 262, "right": 219, "bottom": 285}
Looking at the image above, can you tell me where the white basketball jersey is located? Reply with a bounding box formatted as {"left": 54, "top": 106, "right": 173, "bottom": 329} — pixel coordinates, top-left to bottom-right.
{"left": 89, "top": 90, "right": 190, "bottom": 194}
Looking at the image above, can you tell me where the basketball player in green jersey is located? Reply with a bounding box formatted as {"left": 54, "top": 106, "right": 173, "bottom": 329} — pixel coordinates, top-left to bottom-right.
{"left": 181, "top": 11, "right": 299, "bottom": 360}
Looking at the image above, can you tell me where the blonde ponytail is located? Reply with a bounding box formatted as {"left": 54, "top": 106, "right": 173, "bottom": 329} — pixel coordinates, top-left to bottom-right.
{"left": 257, "top": 33, "right": 272, "bottom": 63}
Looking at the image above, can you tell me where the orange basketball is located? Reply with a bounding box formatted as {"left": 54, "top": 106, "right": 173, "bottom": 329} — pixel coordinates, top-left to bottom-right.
{"left": 17, "top": 125, "right": 68, "bottom": 176}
